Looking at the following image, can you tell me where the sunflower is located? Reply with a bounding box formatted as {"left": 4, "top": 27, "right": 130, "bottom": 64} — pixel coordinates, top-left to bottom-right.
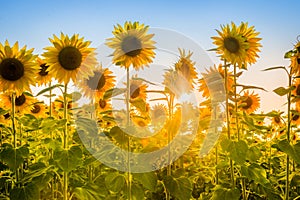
{"left": 43, "top": 33, "right": 97, "bottom": 84}
{"left": 30, "top": 102, "right": 47, "bottom": 118}
{"left": 78, "top": 66, "right": 115, "bottom": 100}
{"left": 272, "top": 115, "right": 283, "bottom": 127}
{"left": 289, "top": 42, "right": 300, "bottom": 75}
{"left": 211, "top": 22, "right": 249, "bottom": 67}
{"left": 0, "top": 41, "right": 38, "bottom": 96}
{"left": 0, "top": 92, "right": 34, "bottom": 114}
{"left": 106, "top": 21, "right": 156, "bottom": 70}
{"left": 174, "top": 49, "right": 198, "bottom": 90}
{"left": 163, "top": 68, "right": 191, "bottom": 98}
{"left": 96, "top": 97, "right": 112, "bottom": 114}
{"left": 292, "top": 78, "right": 300, "bottom": 102}
{"left": 151, "top": 104, "right": 167, "bottom": 122}
{"left": 292, "top": 111, "right": 300, "bottom": 125}
{"left": 199, "top": 64, "right": 233, "bottom": 98}
{"left": 36, "top": 57, "right": 52, "bottom": 86}
{"left": 52, "top": 95, "right": 76, "bottom": 118}
{"left": 131, "top": 115, "right": 151, "bottom": 128}
{"left": 129, "top": 77, "right": 148, "bottom": 101}
{"left": 237, "top": 22, "right": 262, "bottom": 69}
{"left": 239, "top": 91, "right": 260, "bottom": 114}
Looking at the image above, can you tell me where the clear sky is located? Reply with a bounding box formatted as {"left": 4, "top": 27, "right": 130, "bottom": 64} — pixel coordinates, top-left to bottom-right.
{"left": 0, "top": 0, "right": 299, "bottom": 112}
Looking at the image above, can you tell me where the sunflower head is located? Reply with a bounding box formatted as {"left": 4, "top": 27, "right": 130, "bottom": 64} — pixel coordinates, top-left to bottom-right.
{"left": 237, "top": 22, "right": 262, "bottom": 69}
{"left": 30, "top": 102, "right": 47, "bottom": 118}
{"left": 36, "top": 57, "right": 52, "bottom": 86}
{"left": 43, "top": 33, "right": 97, "bottom": 84}
{"left": 129, "top": 77, "right": 148, "bottom": 101}
{"left": 199, "top": 64, "right": 233, "bottom": 99}
{"left": 0, "top": 41, "right": 38, "bottom": 96}
{"left": 151, "top": 104, "right": 167, "bottom": 122}
{"left": 211, "top": 22, "right": 249, "bottom": 67}
{"left": 106, "top": 21, "right": 156, "bottom": 70}
{"left": 239, "top": 91, "right": 260, "bottom": 114}
{"left": 0, "top": 92, "right": 34, "bottom": 114}
{"left": 174, "top": 49, "right": 198, "bottom": 89}
{"left": 79, "top": 66, "right": 115, "bottom": 100}
{"left": 288, "top": 41, "right": 300, "bottom": 75}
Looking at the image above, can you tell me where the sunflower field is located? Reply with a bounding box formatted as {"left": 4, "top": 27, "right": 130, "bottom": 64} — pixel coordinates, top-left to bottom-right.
{"left": 0, "top": 20, "right": 300, "bottom": 200}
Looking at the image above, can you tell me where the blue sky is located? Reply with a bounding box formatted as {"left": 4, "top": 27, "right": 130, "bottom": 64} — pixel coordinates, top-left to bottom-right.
{"left": 1, "top": 0, "right": 299, "bottom": 112}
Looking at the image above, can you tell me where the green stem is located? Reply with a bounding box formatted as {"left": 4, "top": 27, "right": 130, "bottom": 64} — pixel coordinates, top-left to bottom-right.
{"left": 215, "top": 146, "right": 219, "bottom": 184}
{"left": 285, "top": 71, "right": 292, "bottom": 200}
{"left": 224, "top": 62, "right": 235, "bottom": 188}
{"left": 48, "top": 82, "right": 55, "bottom": 199}
{"left": 11, "top": 93, "right": 18, "bottom": 187}
{"left": 126, "top": 68, "right": 132, "bottom": 200}
{"left": 63, "top": 84, "right": 68, "bottom": 200}
{"left": 233, "top": 64, "right": 240, "bottom": 141}
{"left": 166, "top": 93, "right": 174, "bottom": 200}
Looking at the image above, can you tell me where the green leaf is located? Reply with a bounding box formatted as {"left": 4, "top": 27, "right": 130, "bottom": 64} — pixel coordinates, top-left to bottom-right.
{"left": 211, "top": 186, "right": 240, "bottom": 200}
{"left": 262, "top": 66, "right": 286, "bottom": 72}
{"left": 0, "top": 145, "right": 29, "bottom": 171}
{"left": 273, "top": 86, "right": 295, "bottom": 96}
{"left": 67, "top": 91, "right": 82, "bottom": 102}
{"left": 227, "top": 140, "right": 248, "bottom": 164}
{"left": 235, "top": 84, "right": 267, "bottom": 92}
{"left": 246, "top": 146, "right": 262, "bottom": 162}
{"left": 133, "top": 172, "right": 157, "bottom": 192}
{"left": 131, "top": 184, "right": 144, "bottom": 200}
{"left": 277, "top": 139, "right": 300, "bottom": 164}
{"left": 53, "top": 145, "right": 83, "bottom": 172}
{"left": 75, "top": 117, "right": 98, "bottom": 137}
{"left": 164, "top": 175, "right": 192, "bottom": 200}
{"left": 10, "top": 183, "right": 39, "bottom": 200}
{"left": 130, "top": 98, "right": 148, "bottom": 112}
{"left": 241, "top": 163, "right": 269, "bottom": 185}
{"left": 103, "top": 88, "right": 126, "bottom": 100}
{"left": 284, "top": 50, "right": 296, "bottom": 58}
{"left": 74, "top": 183, "right": 107, "bottom": 200}
{"left": 132, "top": 77, "right": 156, "bottom": 85}
{"left": 36, "top": 84, "right": 63, "bottom": 96}
{"left": 105, "top": 172, "right": 125, "bottom": 193}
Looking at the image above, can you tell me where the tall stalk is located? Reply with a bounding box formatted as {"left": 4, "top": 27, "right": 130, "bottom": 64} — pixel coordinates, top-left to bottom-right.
{"left": 285, "top": 70, "right": 292, "bottom": 200}
{"left": 126, "top": 68, "right": 132, "bottom": 200}
{"left": 11, "top": 93, "right": 18, "bottom": 187}
{"left": 224, "top": 62, "right": 235, "bottom": 188}
{"left": 166, "top": 93, "right": 174, "bottom": 200}
{"left": 63, "top": 84, "right": 68, "bottom": 200}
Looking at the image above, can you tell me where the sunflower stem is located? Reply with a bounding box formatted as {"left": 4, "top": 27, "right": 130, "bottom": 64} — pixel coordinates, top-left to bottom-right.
{"left": 224, "top": 62, "right": 235, "bottom": 188}
{"left": 233, "top": 64, "right": 240, "bottom": 141}
{"left": 63, "top": 84, "right": 69, "bottom": 200}
{"left": 166, "top": 93, "right": 174, "bottom": 200}
{"left": 126, "top": 67, "right": 132, "bottom": 200}
{"left": 48, "top": 81, "right": 55, "bottom": 200}
{"left": 11, "top": 93, "right": 19, "bottom": 188}
{"left": 285, "top": 70, "right": 292, "bottom": 200}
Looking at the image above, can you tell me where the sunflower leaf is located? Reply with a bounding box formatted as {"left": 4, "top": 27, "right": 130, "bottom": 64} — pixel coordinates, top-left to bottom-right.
{"left": 235, "top": 84, "right": 267, "bottom": 92}
{"left": 103, "top": 88, "right": 126, "bottom": 100}
{"left": 262, "top": 66, "right": 286, "bottom": 72}
{"left": 273, "top": 86, "right": 294, "bottom": 96}
{"left": 36, "top": 84, "right": 64, "bottom": 96}
{"left": 132, "top": 77, "right": 156, "bottom": 85}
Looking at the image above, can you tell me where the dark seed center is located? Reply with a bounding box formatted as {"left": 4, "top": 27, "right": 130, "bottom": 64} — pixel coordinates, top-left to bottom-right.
{"left": 86, "top": 72, "right": 106, "bottom": 90}
{"left": 4, "top": 113, "right": 10, "bottom": 119}
{"left": 130, "top": 84, "right": 140, "bottom": 99}
{"left": 15, "top": 94, "right": 26, "bottom": 106}
{"left": 297, "top": 58, "right": 300, "bottom": 65}
{"left": 99, "top": 99, "right": 107, "bottom": 109}
{"left": 138, "top": 120, "right": 146, "bottom": 127}
{"left": 224, "top": 37, "right": 240, "bottom": 53}
{"left": 292, "top": 113, "right": 300, "bottom": 121}
{"left": 242, "top": 96, "right": 253, "bottom": 109}
{"left": 58, "top": 46, "right": 82, "bottom": 70}
{"left": 31, "top": 105, "right": 41, "bottom": 113}
{"left": 121, "top": 36, "right": 142, "bottom": 57}
{"left": 39, "top": 64, "right": 49, "bottom": 76}
{"left": 274, "top": 116, "right": 281, "bottom": 124}
{"left": 296, "top": 85, "right": 300, "bottom": 96}
{"left": 0, "top": 58, "right": 24, "bottom": 81}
